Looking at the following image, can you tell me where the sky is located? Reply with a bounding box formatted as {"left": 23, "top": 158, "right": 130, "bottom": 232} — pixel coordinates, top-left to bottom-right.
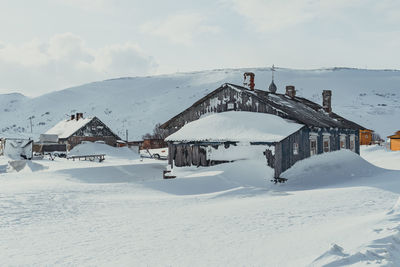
{"left": 0, "top": 0, "right": 399, "bottom": 96}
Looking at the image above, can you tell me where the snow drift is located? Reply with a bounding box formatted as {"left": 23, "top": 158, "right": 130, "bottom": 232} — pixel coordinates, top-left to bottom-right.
{"left": 69, "top": 142, "right": 139, "bottom": 159}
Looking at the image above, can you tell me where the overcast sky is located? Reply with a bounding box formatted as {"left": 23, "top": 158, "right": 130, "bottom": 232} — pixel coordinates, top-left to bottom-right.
{"left": 0, "top": 0, "right": 399, "bottom": 96}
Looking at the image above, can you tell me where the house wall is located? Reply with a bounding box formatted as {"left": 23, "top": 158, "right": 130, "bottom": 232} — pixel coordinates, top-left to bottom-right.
{"left": 169, "top": 142, "right": 274, "bottom": 167}
{"left": 360, "top": 130, "right": 373, "bottom": 145}
{"left": 390, "top": 138, "right": 400, "bottom": 151}
{"left": 169, "top": 143, "right": 208, "bottom": 167}
{"left": 62, "top": 117, "right": 120, "bottom": 149}
{"left": 274, "top": 127, "right": 360, "bottom": 178}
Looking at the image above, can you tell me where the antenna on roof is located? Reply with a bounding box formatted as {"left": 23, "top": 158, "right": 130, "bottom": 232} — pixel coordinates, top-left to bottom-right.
{"left": 271, "top": 64, "right": 275, "bottom": 81}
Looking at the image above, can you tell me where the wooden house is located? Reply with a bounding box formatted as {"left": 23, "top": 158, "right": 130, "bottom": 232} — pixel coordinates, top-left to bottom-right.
{"left": 388, "top": 131, "right": 400, "bottom": 151}
{"left": 45, "top": 113, "right": 121, "bottom": 149}
{"left": 360, "top": 129, "right": 373, "bottom": 145}
{"left": 161, "top": 82, "right": 366, "bottom": 179}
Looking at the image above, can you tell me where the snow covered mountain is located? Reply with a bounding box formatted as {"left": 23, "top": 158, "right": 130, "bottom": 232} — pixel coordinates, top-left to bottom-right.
{"left": 1, "top": 67, "right": 399, "bottom": 140}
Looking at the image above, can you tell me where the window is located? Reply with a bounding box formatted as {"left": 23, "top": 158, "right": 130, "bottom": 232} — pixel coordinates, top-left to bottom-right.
{"left": 97, "top": 126, "right": 104, "bottom": 129}
{"left": 293, "top": 143, "right": 299, "bottom": 155}
{"left": 340, "top": 135, "right": 346, "bottom": 149}
{"left": 227, "top": 102, "right": 235, "bottom": 111}
{"left": 323, "top": 135, "right": 330, "bottom": 153}
{"left": 350, "top": 135, "right": 355, "bottom": 152}
{"left": 309, "top": 133, "right": 318, "bottom": 156}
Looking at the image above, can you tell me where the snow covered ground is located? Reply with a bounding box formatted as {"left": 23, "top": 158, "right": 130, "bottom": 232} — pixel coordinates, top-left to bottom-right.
{"left": 0, "top": 144, "right": 399, "bottom": 266}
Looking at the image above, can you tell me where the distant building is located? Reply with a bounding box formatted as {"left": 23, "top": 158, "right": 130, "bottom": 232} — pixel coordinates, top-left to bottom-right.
{"left": 360, "top": 129, "right": 373, "bottom": 145}
{"left": 388, "top": 131, "right": 400, "bottom": 151}
{"left": 45, "top": 113, "right": 121, "bottom": 149}
{"left": 141, "top": 138, "right": 166, "bottom": 150}
{"left": 161, "top": 78, "right": 366, "bottom": 179}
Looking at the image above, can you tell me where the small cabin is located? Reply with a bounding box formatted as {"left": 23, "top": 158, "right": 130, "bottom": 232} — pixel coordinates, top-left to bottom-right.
{"left": 45, "top": 113, "right": 121, "bottom": 149}
{"left": 388, "top": 131, "right": 400, "bottom": 151}
{"left": 360, "top": 129, "right": 373, "bottom": 145}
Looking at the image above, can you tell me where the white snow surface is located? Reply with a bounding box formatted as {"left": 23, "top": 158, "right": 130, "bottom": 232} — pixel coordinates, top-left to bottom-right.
{"left": 69, "top": 142, "right": 139, "bottom": 159}
{"left": 166, "top": 111, "right": 304, "bottom": 142}
{"left": 1, "top": 146, "right": 400, "bottom": 266}
{"left": 1, "top": 67, "right": 399, "bottom": 140}
{"left": 45, "top": 117, "right": 92, "bottom": 139}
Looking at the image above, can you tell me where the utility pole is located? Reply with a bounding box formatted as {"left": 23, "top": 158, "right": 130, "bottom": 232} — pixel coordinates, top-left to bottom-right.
{"left": 28, "top": 116, "right": 33, "bottom": 133}
{"left": 126, "top": 129, "right": 128, "bottom": 143}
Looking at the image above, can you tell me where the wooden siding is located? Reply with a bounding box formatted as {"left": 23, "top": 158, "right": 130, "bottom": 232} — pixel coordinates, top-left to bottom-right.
{"left": 169, "top": 143, "right": 208, "bottom": 167}
{"left": 61, "top": 117, "right": 120, "bottom": 149}
{"left": 360, "top": 129, "right": 373, "bottom": 145}
{"left": 390, "top": 138, "right": 400, "bottom": 151}
{"left": 274, "top": 127, "right": 360, "bottom": 178}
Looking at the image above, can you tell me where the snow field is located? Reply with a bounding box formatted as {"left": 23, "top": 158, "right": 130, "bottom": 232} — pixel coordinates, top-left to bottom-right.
{"left": 0, "top": 145, "right": 400, "bottom": 265}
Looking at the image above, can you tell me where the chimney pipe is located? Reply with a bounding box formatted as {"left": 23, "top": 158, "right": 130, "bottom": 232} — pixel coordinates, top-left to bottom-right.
{"left": 285, "top": 85, "right": 296, "bottom": 98}
{"left": 322, "top": 90, "right": 332, "bottom": 113}
{"left": 243, "top": 72, "right": 255, "bottom": 91}
{"left": 76, "top": 113, "right": 83, "bottom": 120}
{"left": 70, "top": 114, "right": 75, "bottom": 121}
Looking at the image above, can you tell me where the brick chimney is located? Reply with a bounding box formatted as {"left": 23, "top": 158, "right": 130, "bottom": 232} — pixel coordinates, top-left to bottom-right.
{"left": 243, "top": 72, "right": 255, "bottom": 91}
{"left": 70, "top": 114, "right": 75, "bottom": 120}
{"left": 75, "top": 112, "right": 83, "bottom": 120}
{"left": 285, "top": 85, "right": 296, "bottom": 98}
{"left": 322, "top": 90, "right": 332, "bottom": 113}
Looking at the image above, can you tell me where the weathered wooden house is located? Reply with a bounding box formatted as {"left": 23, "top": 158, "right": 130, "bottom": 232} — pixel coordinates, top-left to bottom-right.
{"left": 388, "top": 131, "right": 400, "bottom": 151}
{"left": 45, "top": 113, "right": 121, "bottom": 149}
{"left": 161, "top": 82, "right": 366, "bottom": 179}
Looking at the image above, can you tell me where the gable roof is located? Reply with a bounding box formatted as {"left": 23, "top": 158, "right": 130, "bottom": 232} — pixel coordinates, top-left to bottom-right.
{"left": 161, "top": 83, "right": 365, "bottom": 130}
{"left": 166, "top": 111, "right": 304, "bottom": 143}
{"left": 45, "top": 117, "right": 94, "bottom": 139}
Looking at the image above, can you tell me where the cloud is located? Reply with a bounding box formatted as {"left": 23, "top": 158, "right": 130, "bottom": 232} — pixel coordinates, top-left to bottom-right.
{"left": 54, "top": 0, "right": 113, "bottom": 11}
{"left": 0, "top": 33, "right": 157, "bottom": 95}
{"left": 227, "top": 0, "right": 400, "bottom": 32}
{"left": 141, "top": 13, "right": 220, "bottom": 45}
{"left": 95, "top": 43, "right": 158, "bottom": 76}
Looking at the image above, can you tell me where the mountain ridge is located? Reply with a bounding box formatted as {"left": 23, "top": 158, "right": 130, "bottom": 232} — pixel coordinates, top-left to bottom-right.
{"left": 1, "top": 67, "right": 399, "bottom": 139}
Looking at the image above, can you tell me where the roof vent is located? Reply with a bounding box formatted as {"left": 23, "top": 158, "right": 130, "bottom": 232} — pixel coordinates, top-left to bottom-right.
{"left": 322, "top": 90, "right": 332, "bottom": 113}
{"left": 286, "top": 85, "right": 296, "bottom": 98}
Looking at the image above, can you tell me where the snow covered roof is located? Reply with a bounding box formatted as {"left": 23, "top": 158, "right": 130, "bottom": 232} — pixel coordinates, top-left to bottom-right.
{"left": 165, "top": 111, "right": 304, "bottom": 143}
{"left": 161, "top": 83, "right": 365, "bottom": 131}
{"left": 45, "top": 117, "right": 93, "bottom": 139}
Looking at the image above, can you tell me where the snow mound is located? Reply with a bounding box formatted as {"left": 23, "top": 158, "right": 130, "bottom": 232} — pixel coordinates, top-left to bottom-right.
{"left": 7, "top": 160, "right": 48, "bottom": 173}
{"left": 361, "top": 145, "right": 400, "bottom": 170}
{"left": 387, "top": 196, "right": 400, "bottom": 215}
{"left": 69, "top": 142, "right": 139, "bottom": 159}
{"left": 282, "top": 150, "right": 384, "bottom": 189}
{"left": 59, "top": 163, "right": 165, "bottom": 184}
{"left": 144, "top": 160, "right": 274, "bottom": 196}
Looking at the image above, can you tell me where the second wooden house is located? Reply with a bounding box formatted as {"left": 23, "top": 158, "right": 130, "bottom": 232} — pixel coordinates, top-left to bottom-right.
{"left": 45, "top": 113, "right": 121, "bottom": 149}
